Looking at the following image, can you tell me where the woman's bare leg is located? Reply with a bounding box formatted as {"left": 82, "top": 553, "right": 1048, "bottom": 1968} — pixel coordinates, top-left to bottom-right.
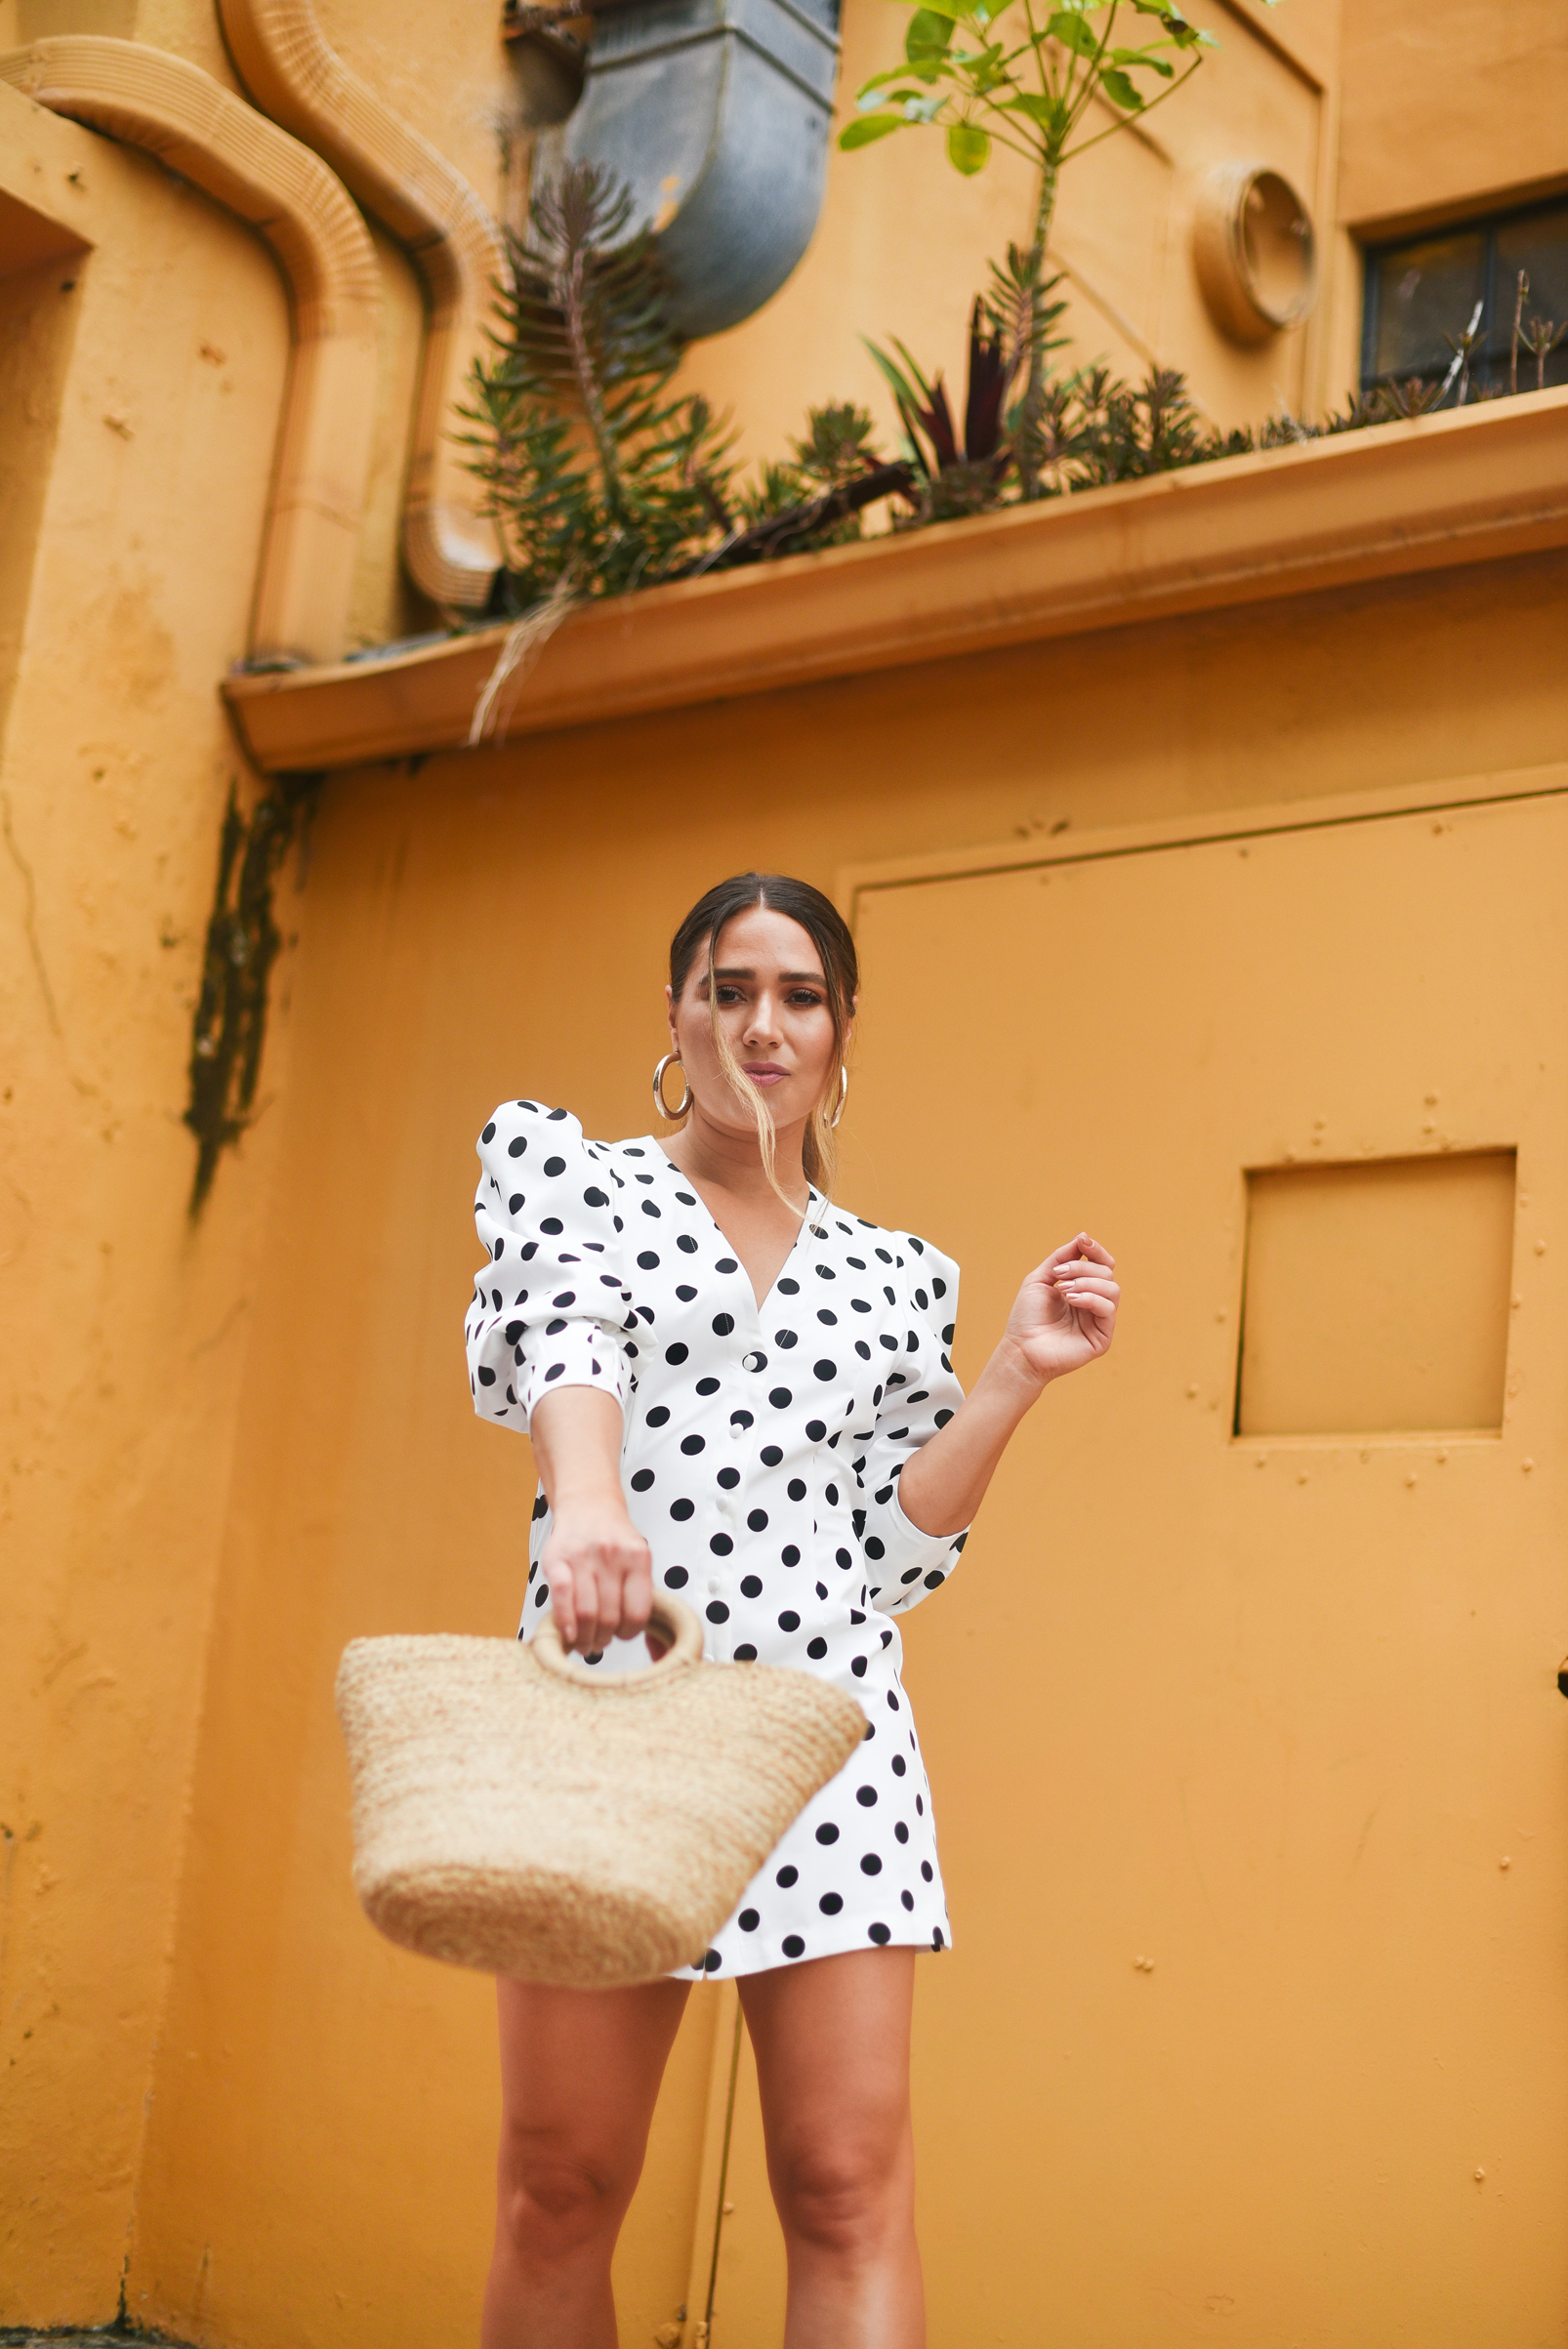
{"left": 739, "top": 1949, "right": 923, "bottom": 2349}
{"left": 482, "top": 1975, "right": 690, "bottom": 2349}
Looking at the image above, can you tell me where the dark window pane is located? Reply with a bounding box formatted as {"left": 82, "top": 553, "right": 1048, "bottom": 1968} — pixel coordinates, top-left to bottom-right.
{"left": 1365, "top": 198, "right": 1568, "bottom": 400}
{"left": 1371, "top": 231, "right": 1484, "bottom": 380}
{"left": 1494, "top": 212, "right": 1568, "bottom": 389}
{"left": 1495, "top": 213, "right": 1568, "bottom": 331}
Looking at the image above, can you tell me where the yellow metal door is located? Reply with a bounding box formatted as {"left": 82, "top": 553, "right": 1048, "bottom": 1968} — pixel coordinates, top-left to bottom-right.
{"left": 706, "top": 787, "right": 1568, "bottom": 2347}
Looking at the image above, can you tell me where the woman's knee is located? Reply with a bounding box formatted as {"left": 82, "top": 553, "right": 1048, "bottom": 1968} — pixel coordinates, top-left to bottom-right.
{"left": 495, "top": 2122, "right": 637, "bottom": 2263}
{"left": 770, "top": 2129, "right": 914, "bottom": 2259}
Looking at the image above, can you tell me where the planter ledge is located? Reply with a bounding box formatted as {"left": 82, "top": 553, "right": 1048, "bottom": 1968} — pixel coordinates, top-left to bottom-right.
{"left": 225, "top": 387, "right": 1568, "bottom": 775}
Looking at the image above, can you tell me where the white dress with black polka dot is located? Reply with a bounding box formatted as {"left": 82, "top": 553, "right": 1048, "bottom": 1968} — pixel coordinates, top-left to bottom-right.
{"left": 464, "top": 1101, "right": 969, "bottom": 1978}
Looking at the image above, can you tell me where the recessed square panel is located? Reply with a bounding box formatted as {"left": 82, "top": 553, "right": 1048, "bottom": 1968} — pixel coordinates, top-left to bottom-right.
{"left": 0, "top": 185, "right": 88, "bottom": 278}
{"left": 1236, "top": 1151, "right": 1515, "bottom": 1435}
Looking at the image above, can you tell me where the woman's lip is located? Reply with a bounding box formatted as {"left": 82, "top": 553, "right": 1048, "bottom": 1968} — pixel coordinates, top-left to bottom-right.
{"left": 745, "top": 1065, "right": 788, "bottom": 1083}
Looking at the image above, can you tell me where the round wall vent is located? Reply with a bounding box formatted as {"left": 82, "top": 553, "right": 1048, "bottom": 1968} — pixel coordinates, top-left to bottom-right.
{"left": 1193, "top": 163, "right": 1316, "bottom": 345}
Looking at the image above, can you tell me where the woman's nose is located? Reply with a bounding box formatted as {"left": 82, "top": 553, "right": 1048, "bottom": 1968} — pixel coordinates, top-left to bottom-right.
{"left": 744, "top": 993, "right": 782, "bottom": 1045}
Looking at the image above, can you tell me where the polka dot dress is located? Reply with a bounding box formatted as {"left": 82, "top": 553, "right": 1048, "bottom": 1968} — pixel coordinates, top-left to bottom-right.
{"left": 465, "top": 1102, "right": 969, "bottom": 1977}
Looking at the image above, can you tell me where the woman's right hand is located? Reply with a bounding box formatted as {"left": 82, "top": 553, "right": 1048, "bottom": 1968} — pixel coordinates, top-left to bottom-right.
{"left": 539, "top": 1502, "right": 654, "bottom": 1655}
{"left": 528, "top": 1386, "right": 652, "bottom": 1654}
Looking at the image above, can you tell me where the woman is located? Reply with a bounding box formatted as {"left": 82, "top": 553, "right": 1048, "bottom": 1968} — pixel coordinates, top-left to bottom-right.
{"left": 464, "top": 873, "right": 1118, "bottom": 2349}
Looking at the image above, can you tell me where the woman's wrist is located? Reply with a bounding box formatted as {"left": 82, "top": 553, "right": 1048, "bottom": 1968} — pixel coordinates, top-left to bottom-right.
{"left": 978, "top": 1338, "right": 1054, "bottom": 1415}
{"left": 547, "top": 1481, "right": 635, "bottom": 1522}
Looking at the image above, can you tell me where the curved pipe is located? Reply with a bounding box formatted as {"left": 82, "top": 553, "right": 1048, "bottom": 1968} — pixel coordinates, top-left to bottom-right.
{"left": 559, "top": 0, "right": 841, "bottom": 341}
{"left": 0, "top": 35, "right": 380, "bottom": 666}
{"left": 217, "top": 0, "right": 504, "bottom": 609}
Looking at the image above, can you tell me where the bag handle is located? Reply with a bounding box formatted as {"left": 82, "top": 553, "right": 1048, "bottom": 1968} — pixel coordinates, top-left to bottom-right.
{"left": 531, "top": 1590, "right": 705, "bottom": 1686}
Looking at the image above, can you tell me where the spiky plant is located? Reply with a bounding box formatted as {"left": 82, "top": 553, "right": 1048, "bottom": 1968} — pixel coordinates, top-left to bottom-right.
{"left": 793, "top": 401, "right": 889, "bottom": 491}
{"left": 733, "top": 404, "right": 900, "bottom": 549}
{"left": 461, "top": 162, "right": 737, "bottom": 605}
{"left": 865, "top": 246, "right": 1066, "bottom": 518}
{"left": 1067, "top": 362, "right": 1212, "bottom": 481}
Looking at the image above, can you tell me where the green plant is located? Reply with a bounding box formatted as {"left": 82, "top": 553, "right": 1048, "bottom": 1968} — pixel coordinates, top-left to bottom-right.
{"left": 859, "top": 241, "right": 1268, "bottom": 519}
{"left": 720, "top": 402, "right": 911, "bottom": 560}
{"left": 462, "top": 162, "right": 739, "bottom": 604}
{"left": 841, "top": 0, "right": 1275, "bottom": 490}
{"left": 858, "top": 336, "right": 1466, "bottom": 522}
{"left": 1361, "top": 375, "right": 1446, "bottom": 421}
{"left": 464, "top": 166, "right": 919, "bottom": 598}
{"left": 865, "top": 246, "right": 1065, "bottom": 518}
{"left": 1063, "top": 360, "right": 1215, "bottom": 477}
{"left": 743, "top": 402, "right": 886, "bottom": 516}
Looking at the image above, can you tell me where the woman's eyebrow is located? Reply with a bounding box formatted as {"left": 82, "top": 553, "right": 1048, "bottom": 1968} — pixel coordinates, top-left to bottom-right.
{"left": 711, "top": 966, "right": 827, "bottom": 984}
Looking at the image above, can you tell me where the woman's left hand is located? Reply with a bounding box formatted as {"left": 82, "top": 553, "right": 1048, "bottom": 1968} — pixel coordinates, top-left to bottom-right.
{"left": 1000, "top": 1232, "right": 1120, "bottom": 1388}
{"left": 897, "top": 1231, "right": 1120, "bottom": 1539}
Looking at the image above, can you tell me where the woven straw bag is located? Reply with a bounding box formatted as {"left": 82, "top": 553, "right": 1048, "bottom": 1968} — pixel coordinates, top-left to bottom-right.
{"left": 336, "top": 1594, "right": 867, "bottom": 1988}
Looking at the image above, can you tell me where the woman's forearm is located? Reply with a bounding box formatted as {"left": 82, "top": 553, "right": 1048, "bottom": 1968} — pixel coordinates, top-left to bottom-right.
{"left": 897, "top": 1236, "right": 1120, "bottom": 1538}
{"left": 529, "top": 1385, "right": 631, "bottom": 1513}
{"left": 894, "top": 1342, "right": 1049, "bottom": 1538}
{"left": 529, "top": 1386, "right": 653, "bottom": 1652}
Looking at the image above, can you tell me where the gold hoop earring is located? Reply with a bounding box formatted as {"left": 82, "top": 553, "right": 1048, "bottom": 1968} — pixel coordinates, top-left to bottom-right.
{"left": 830, "top": 1067, "right": 848, "bottom": 1129}
{"left": 653, "top": 1052, "right": 693, "bottom": 1120}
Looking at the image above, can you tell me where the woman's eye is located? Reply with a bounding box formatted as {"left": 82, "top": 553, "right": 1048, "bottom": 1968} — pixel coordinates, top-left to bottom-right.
{"left": 715, "top": 986, "right": 744, "bottom": 1005}
{"left": 789, "top": 990, "right": 823, "bottom": 1006}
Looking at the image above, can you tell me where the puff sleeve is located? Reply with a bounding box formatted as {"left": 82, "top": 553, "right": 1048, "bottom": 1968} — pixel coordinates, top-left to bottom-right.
{"left": 464, "top": 1101, "right": 639, "bottom": 1433}
{"left": 855, "top": 1234, "right": 970, "bottom": 1616}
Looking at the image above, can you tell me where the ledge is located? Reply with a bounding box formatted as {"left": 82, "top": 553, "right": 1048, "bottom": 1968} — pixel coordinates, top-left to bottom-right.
{"left": 225, "top": 387, "right": 1568, "bottom": 774}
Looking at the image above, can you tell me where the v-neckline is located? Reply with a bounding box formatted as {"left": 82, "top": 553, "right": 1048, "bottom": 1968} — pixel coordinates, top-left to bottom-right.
{"left": 646, "top": 1139, "right": 819, "bottom": 1316}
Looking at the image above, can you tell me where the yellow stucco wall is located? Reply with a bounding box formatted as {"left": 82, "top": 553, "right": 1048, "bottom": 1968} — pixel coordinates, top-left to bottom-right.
{"left": 1341, "top": 0, "right": 1568, "bottom": 233}
{"left": 4, "top": 0, "right": 1568, "bottom": 2336}
{"left": 0, "top": 94, "right": 300, "bottom": 2319}
{"left": 124, "top": 546, "right": 1568, "bottom": 2347}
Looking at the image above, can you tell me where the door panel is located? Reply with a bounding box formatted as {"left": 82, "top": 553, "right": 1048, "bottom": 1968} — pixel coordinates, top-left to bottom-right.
{"left": 709, "top": 792, "right": 1568, "bottom": 2346}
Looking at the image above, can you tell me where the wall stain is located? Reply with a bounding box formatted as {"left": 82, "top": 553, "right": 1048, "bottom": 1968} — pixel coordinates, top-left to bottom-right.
{"left": 184, "top": 776, "right": 320, "bottom": 1216}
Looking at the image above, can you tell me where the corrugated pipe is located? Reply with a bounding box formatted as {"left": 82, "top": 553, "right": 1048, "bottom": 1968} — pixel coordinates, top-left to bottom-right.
{"left": 555, "top": 0, "right": 841, "bottom": 340}
{"left": 0, "top": 35, "right": 380, "bottom": 666}
{"left": 218, "top": 0, "right": 504, "bottom": 611}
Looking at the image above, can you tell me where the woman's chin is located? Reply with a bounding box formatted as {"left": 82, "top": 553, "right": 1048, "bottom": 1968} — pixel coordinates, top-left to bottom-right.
{"left": 694, "top": 1087, "right": 812, "bottom": 1131}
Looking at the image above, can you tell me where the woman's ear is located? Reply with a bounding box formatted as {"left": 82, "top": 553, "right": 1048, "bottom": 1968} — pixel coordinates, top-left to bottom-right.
{"left": 664, "top": 981, "right": 678, "bottom": 1050}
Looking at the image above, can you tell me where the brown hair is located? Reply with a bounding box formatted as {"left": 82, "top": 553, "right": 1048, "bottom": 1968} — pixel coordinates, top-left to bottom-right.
{"left": 667, "top": 873, "right": 858, "bottom": 1207}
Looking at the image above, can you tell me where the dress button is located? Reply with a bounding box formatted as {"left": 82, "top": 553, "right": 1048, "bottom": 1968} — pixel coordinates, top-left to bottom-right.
{"left": 741, "top": 1350, "right": 763, "bottom": 1373}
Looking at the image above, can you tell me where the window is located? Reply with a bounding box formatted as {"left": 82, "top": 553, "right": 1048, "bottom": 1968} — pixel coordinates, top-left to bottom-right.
{"left": 1361, "top": 195, "right": 1568, "bottom": 405}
